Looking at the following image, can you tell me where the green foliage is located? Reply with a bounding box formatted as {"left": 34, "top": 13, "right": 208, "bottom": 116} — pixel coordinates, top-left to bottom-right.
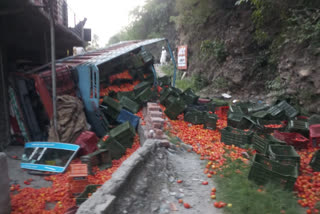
{"left": 214, "top": 156, "right": 302, "bottom": 214}
{"left": 287, "top": 9, "right": 320, "bottom": 46}
{"left": 265, "top": 76, "right": 284, "bottom": 92}
{"left": 160, "top": 63, "right": 208, "bottom": 92}
{"left": 108, "top": 0, "right": 174, "bottom": 44}
{"left": 200, "top": 40, "right": 228, "bottom": 63}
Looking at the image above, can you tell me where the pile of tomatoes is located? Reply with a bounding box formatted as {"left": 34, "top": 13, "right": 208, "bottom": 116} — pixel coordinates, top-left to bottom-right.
{"left": 109, "top": 70, "right": 133, "bottom": 84}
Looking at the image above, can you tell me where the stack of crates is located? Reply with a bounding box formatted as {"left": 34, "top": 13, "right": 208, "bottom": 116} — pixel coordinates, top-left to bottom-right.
{"left": 164, "top": 98, "right": 187, "bottom": 120}
{"left": 101, "top": 96, "right": 122, "bottom": 120}
{"left": 68, "top": 164, "right": 89, "bottom": 197}
{"left": 80, "top": 149, "right": 112, "bottom": 175}
{"left": 184, "top": 110, "right": 207, "bottom": 125}
{"left": 268, "top": 145, "right": 300, "bottom": 167}
{"left": 119, "top": 96, "right": 140, "bottom": 114}
{"left": 310, "top": 150, "right": 320, "bottom": 171}
{"left": 248, "top": 153, "right": 298, "bottom": 191}
{"left": 252, "top": 133, "right": 286, "bottom": 154}
{"left": 220, "top": 126, "right": 253, "bottom": 147}
{"left": 204, "top": 113, "right": 217, "bottom": 130}
{"left": 110, "top": 121, "right": 136, "bottom": 148}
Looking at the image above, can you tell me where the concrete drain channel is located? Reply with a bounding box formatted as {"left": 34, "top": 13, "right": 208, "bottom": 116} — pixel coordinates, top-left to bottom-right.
{"left": 78, "top": 103, "right": 222, "bottom": 214}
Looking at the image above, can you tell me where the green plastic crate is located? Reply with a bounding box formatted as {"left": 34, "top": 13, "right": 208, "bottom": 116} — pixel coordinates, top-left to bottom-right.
{"left": 211, "top": 98, "right": 229, "bottom": 107}
{"left": 98, "top": 137, "right": 126, "bottom": 160}
{"left": 159, "top": 87, "right": 180, "bottom": 105}
{"left": 110, "top": 121, "right": 136, "bottom": 148}
{"left": 135, "top": 87, "right": 153, "bottom": 104}
{"left": 163, "top": 95, "right": 179, "bottom": 108}
{"left": 308, "top": 115, "right": 320, "bottom": 126}
{"left": 252, "top": 134, "right": 287, "bottom": 154}
{"left": 257, "top": 119, "right": 286, "bottom": 134}
{"left": 268, "top": 145, "right": 300, "bottom": 167}
{"left": 220, "top": 126, "right": 253, "bottom": 147}
{"left": 248, "top": 154, "right": 298, "bottom": 191}
{"left": 267, "top": 106, "right": 286, "bottom": 120}
{"left": 80, "top": 149, "right": 112, "bottom": 174}
{"left": 184, "top": 110, "right": 207, "bottom": 125}
{"left": 76, "top": 185, "right": 102, "bottom": 206}
{"left": 276, "top": 101, "right": 299, "bottom": 118}
{"left": 182, "top": 88, "right": 199, "bottom": 105}
{"left": 117, "top": 91, "right": 136, "bottom": 101}
{"left": 248, "top": 104, "right": 270, "bottom": 114}
{"left": 204, "top": 113, "right": 217, "bottom": 130}
{"left": 158, "top": 75, "right": 171, "bottom": 86}
{"left": 287, "top": 120, "right": 309, "bottom": 135}
{"left": 134, "top": 81, "right": 152, "bottom": 94}
{"left": 119, "top": 96, "right": 140, "bottom": 114}
{"left": 251, "top": 111, "right": 269, "bottom": 119}
{"left": 164, "top": 98, "right": 187, "bottom": 120}
{"left": 102, "top": 96, "right": 122, "bottom": 120}
{"left": 310, "top": 150, "right": 320, "bottom": 172}
{"left": 227, "top": 113, "right": 256, "bottom": 130}
{"left": 229, "top": 105, "right": 244, "bottom": 114}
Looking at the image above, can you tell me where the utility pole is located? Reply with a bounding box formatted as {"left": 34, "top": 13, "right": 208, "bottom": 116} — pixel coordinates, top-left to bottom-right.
{"left": 49, "top": 0, "right": 58, "bottom": 132}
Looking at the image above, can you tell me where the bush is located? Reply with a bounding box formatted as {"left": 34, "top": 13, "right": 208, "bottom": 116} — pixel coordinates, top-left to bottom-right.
{"left": 200, "top": 40, "right": 228, "bottom": 63}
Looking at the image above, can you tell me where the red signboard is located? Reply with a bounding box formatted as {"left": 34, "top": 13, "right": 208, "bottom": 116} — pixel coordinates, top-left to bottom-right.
{"left": 177, "top": 45, "right": 188, "bottom": 70}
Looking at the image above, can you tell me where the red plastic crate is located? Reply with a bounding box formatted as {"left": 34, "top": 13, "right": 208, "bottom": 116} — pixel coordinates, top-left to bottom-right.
{"left": 310, "top": 124, "right": 320, "bottom": 148}
{"left": 74, "top": 131, "right": 98, "bottom": 156}
{"left": 273, "top": 130, "right": 309, "bottom": 150}
{"left": 68, "top": 164, "right": 89, "bottom": 196}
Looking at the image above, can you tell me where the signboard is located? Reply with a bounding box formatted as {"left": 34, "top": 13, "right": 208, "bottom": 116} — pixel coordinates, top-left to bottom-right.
{"left": 177, "top": 45, "right": 188, "bottom": 70}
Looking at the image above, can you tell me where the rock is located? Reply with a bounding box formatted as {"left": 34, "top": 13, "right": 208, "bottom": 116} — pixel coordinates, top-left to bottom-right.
{"left": 298, "top": 69, "right": 312, "bottom": 77}
{"left": 168, "top": 176, "right": 175, "bottom": 183}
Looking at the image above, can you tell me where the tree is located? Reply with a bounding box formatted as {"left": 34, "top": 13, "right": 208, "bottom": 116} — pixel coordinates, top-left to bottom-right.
{"left": 87, "top": 34, "right": 100, "bottom": 50}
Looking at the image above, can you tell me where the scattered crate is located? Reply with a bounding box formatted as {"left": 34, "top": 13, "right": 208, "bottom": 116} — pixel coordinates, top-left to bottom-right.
{"left": 220, "top": 126, "right": 253, "bottom": 147}
{"left": 68, "top": 164, "right": 89, "bottom": 197}
{"left": 267, "top": 106, "right": 286, "bottom": 120}
{"left": 135, "top": 87, "right": 153, "bottom": 104}
{"left": 101, "top": 96, "right": 122, "bottom": 120}
{"left": 227, "top": 113, "right": 256, "bottom": 130}
{"left": 273, "top": 130, "right": 309, "bottom": 150}
{"left": 248, "top": 153, "right": 298, "bottom": 191}
{"left": 80, "top": 149, "right": 112, "bottom": 175}
{"left": 310, "top": 124, "right": 320, "bottom": 148}
{"left": 248, "top": 104, "right": 269, "bottom": 114}
{"left": 133, "top": 81, "right": 152, "bottom": 95}
{"left": 158, "top": 75, "right": 171, "bottom": 87}
{"left": 257, "top": 119, "right": 286, "bottom": 134}
{"left": 276, "top": 101, "right": 299, "bottom": 118}
{"left": 116, "top": 109, "right": 140, "bottom": 129}
{"left": 181, "top": 88, "right": 199, "bottom": 105}
{"left": 110, "top": 121, "right": 136, "bottom": 148}
{"left": 268, "top": 145, "right": 300, "bottom": 167}
{"left": 184, "top": 110, "right": 207, "bottom": 125}
{"left": 252, "top": 133, "right": 286, "bottom": 154}
{"left": 119, "top": 96, "right": 140, "bottom": 114}
{"left": 164, "top": 98, "right": 187, "bottom": 120}
{"left": 287, "top": 120, "right": 309, "bottom": 136}
{"left": 203, "top": 113, "right": 217, "bottom": 130}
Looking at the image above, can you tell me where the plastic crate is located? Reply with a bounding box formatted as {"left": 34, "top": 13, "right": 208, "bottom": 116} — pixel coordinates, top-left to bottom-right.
{"left": 101, "top": 96, "right": 122, "bottom": 120}
{"left": 182, "top": 88, "right": 199, "bottom": 105}
{"left": 287, "top": 120, "right": 309, "bottom": 136}
{"left": 229, "top": 105, "right": 244, "bottom": 114}
{"left": 135, "top": 87, "right": 153, "bottom": 104}
{"left": 116, "top": 91, "right": 136, "bottom": 101}
{"left": 248, "top": 154, "right": 298, "bottom": 191}
{"left": 119, "top": 96, "right": 140, "bottom": 114}
{"left": 308, "top": 115, "right": 320, "bottom": 126}
{"left": 184, "top": 110, "right": 207, "bottom": 125}
{"left": 310, "top": 124, "right": 320, "bottom": 148}
{"left": 116, "top": 109, "right": 140, "bottom": 129}
{"left": 252, "top": 134, "right": 286, "bottom": 154}
{"left": 268, "top": 145, "right": 300, "bottom": 167}
{"left": 80, "top": 149, "right": 112, "bottom": 175}
{"left": 257, "top": 119, "right": 286, "bottom": 134}
{"left": 236, "top": 102, "right": 254, "bottom": 114}
{"left": 110, "top": 121, "right": 136, "bottom": 148}
{"left": 227, "top": 114, "right": 256, "bottom": 130}
{"left": 273, "top": 130, "right": 309, "bottom": 150}
{"left": 98, "top": 137, "right": 126, "bottom": 160}
{"left": 251, "top": 111, "right": 269, "bottom": 119}
{"left": 74, "top": 131, "right": 99, "bottom": 156}
{"left": 158, "top": 75, "right": 171, "bottom": 86}
{"left": 310, "top": 150, "right": 320, "bottom": 171}
{"left": 159, "top": 87, "right": 179, "bottom": 105}
{"left": 248, "top": 104, "right": 269, "bottom": 114}
{"left": 185, "top": 104, "right": 208, "bottom": 113}
{"left": 267, "top": 106, "right": 286, "bottom": 120}
{"left": 276, "top": 101, "right": 299, "bottom": 118}
{"left": 164, "top": 98, "right": 187, "bottom": 120}
{"left": 220, "top": 126, "right": 253, "bottom": 147}
{"left": 204, "top": 114, "right": 217, "bottom": 130}
{"left": 163, "top": 95, "right": 178, "bottom": 108}
{"left": 76, "top": 185, "right": 101, "bottom": 206}
{"left": 211, "top": 98, "right": 229, "bottom": 107}
{"left": 134, "top": 81, "right": 152, "bottom": 95}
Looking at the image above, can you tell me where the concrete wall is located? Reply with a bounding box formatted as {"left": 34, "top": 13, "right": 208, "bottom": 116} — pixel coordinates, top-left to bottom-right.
{"left": 0, "top": 153, "right": 10, "bottom": 214}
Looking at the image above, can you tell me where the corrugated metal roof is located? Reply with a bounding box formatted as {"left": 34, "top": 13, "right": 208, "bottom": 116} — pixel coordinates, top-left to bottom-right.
{"left": 57, "top": 38, "right": 166, "bottom": 67}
